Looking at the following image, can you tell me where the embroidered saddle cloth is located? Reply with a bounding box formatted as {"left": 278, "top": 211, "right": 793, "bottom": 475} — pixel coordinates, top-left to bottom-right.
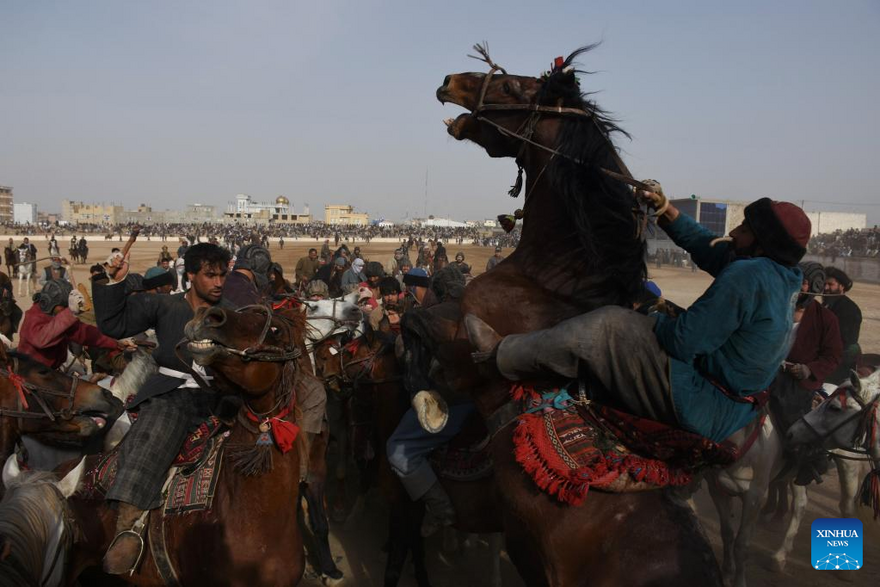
{"left": 511, "top": 385, "right": 738, "bottom": 506}
{"left": 86, "top": 416, "right": 228, "bottom": 515}
{"left": 431, "top": 411, "right": 493, "bottom": 482}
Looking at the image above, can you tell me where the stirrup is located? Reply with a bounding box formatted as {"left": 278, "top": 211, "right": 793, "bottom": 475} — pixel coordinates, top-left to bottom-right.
{"left": 106, "top": 516, "right": 148, "bottom": 575}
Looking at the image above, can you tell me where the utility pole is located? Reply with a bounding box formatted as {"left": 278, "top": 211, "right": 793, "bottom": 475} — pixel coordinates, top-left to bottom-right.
{"left": 424, "top": 169, "right": 429, "bottom": 218}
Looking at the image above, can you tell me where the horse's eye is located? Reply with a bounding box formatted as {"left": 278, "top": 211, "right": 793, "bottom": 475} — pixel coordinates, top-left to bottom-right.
{"left": 502, "top": 82, "right": 511, "bottom": 95}
{"left": 269, "top": 326, "right": 280, "bottom": 337}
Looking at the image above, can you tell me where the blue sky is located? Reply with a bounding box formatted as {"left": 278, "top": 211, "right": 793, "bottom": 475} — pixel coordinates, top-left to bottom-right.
{"left": 2, "top": 1, "right": 878, "bottom": 223}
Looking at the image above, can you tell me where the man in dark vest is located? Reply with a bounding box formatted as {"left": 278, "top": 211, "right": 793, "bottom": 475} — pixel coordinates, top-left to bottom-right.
{"left": 95, "top": 243, "right": 230, "bottom": 574}
{"left": 823, "top": 266, "right": 862, "bottom": 385}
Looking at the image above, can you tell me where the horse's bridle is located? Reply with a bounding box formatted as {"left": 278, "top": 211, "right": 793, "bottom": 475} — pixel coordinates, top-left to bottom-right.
{"left": 794, "top": 386, "right": 880, "bottom": 462}
{"left": 469, "top": 54, "right": 653, "bottom": 195}
{"left": 0, "top": 357, "right": 80, "bottom": 425}
{"left": 321, "top": 338, "right": 400, "bottom": 392}
{"left": 209, "top": 304, "right": 303, "bottom": 363}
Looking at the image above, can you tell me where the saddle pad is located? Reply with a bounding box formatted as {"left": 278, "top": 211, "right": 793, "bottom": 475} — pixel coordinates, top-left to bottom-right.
{"left": 431, "top": 437, "right": 493, "bottom": 482}
{"left": 87, "top": 417, "right": 227, "bottom": 515}
{"left": 513, "top": 406, "right": 694, "bottom": 506}
{"left": 163, "top": 432, "right": 227, "bottom": 515}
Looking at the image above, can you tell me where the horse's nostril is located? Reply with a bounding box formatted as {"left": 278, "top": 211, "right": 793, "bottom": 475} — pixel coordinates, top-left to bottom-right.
{"left": 203, "top": 307, "right": 227, "bottom": 327}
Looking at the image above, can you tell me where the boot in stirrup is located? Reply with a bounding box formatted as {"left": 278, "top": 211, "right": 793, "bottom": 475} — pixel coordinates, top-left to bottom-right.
{"left": 420, "top": 482, "right": 456, "bottom": 538}
{"left": 103, "top": 502, "right": 148, "bottom": 575}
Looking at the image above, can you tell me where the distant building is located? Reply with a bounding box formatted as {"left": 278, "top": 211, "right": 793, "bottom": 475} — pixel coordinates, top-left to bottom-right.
{"left": 225, "top": 195, "right": 312, "bottom": 224}
{"left": 647, "top": 198, "right": 868, "bottom": 254}
{"left": 0, "top": 186, "right": 13, "bottom": 223}
{"left": 61, "top": 200, "right": 124, "bottom": 225}
{"left": 418, "top": 217, "right": 468, "bottom": 228}
{"left": 13, "top": 202, "right": 37, "bottom": 225}
{"left": 325, "top": 204, "right": 369, "bottom": 226}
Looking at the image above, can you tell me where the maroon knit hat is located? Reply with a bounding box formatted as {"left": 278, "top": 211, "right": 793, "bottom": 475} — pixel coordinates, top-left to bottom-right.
{"left": 744, "top": 198, "right": 811, "bottom": 266}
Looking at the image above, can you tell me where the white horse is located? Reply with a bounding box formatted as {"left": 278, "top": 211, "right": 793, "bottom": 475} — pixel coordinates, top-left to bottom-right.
{"left": 707, "top": 371, "right": 880, "bottom": 587}
{"left": 0, "top": 456, "right": 87, "bottom": 587}
{"left": 16, "top": 248, "right": 33, "bottom": 297}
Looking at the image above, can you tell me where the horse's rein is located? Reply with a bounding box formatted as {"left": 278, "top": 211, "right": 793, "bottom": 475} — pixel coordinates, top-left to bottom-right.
{"left": 0, "top": 358, "right": 79, "bottom": 425}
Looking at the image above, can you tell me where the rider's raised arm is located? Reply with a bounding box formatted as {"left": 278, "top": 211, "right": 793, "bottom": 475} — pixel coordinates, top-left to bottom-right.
{"left": 661, "top": 213, "right": 732, "bottom": 277}
{"left": 92, "top": 280, "right": 161, "bottom": 339}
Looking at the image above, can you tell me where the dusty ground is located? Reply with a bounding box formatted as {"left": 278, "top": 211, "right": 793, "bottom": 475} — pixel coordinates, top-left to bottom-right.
{"left": 7, "top": 237, "right": 880, "bottom": 586}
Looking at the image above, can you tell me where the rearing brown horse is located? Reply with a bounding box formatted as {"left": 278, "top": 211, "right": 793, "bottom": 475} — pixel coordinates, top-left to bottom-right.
{"left": 403, "top": 45, "right": 723, "bottom": 586}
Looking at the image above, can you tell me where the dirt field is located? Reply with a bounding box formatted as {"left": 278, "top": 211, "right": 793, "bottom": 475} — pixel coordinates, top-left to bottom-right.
{"left": 7, "top": 237, "right": 879, "bottom": 586}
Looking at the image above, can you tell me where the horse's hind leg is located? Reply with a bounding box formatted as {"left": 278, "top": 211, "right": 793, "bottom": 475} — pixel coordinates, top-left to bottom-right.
{"left": 770, "top": 482, "right": 807, "bottom": 571}
{"left": 708, "top": 476, "right": 737, "bottom": 586}
{"left": 302, "top": 429, "right": 344, "bottom": 583}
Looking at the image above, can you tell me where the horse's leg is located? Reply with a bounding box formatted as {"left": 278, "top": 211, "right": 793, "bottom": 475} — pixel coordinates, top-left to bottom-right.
{"left": 836, "top": 457, "right": 861, "bottom": 518}
{"left": 774, "top": 480, "right": 789, "bottom": 523}
{"left": 708, "top": 476, "right": 738, "bottom": 587}
{"left": 487, "top": 533, "right": 503, "bottom": 587}
{"left": 770, "top": 482, "right": 807, "bottom": 571}
{"left": 301, "top": 428, "right": 344, "bottom": 583}
{"left": 732, "top": 481, "right": 768, "bottom": 587}
{"left": 326, "top": 391, "right": 349, "bottom": 522}
{"left": 383, "top": 506, "right": 411, "bottom": 587}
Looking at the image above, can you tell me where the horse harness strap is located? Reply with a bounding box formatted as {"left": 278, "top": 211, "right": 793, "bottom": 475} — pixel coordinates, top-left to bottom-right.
{"left": 0, "top": 359, "right": 79, "bottom": 425}
{"left": 149, "top": 510, "right": 181, "bottom": 586}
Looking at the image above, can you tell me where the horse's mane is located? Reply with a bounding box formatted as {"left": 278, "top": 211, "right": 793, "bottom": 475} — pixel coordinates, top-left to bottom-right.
{"left": 535, "top": 45, "right": 647, "bottom": 304}
{"left": 0, "top": 473, "right": 68, "bottom": 584}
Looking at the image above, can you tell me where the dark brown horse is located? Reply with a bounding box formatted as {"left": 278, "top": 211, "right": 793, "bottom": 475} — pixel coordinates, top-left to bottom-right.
{"left": 400, "top": 45, "right": 723, "bottom": 586}
{"left": 0, "top": 272, "right": 20, "bottom": 339}
{"left": 67, "top": 305, "right": 310, "bottom": 586}
{"left": 0, "top": 345, "right": 123, "bottom": 478}
{"left": 314, "top": 318, "right": 502, "bottom": 587}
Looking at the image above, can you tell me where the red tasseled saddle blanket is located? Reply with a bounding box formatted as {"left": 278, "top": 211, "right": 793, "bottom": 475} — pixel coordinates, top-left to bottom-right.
{"left": 511, "top": 384, "right": 739, "bottom": 506}
{"left": 85, "top": 416, "right": 228, "bottom": 514}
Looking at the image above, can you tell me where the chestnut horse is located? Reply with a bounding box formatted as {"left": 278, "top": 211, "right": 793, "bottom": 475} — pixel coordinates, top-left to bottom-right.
{"left": 66, "top": 305, "right": 310, "bottom": 586}
{"left": 401, "top": 45, "right": 723, "bottom": 586}
{"left": 314, "top": 318, "right": 503, "bottom": 587}
{"left": 0, "top": 347, "right": 123, "bottom": 482}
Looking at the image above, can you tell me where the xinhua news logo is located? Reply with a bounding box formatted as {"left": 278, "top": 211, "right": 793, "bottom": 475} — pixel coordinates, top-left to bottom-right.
{"left": 811, "top": 518, "right": 863, "bottom": 570}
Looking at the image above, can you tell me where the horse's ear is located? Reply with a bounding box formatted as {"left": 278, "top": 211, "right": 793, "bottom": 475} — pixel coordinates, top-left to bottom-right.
{"left": 57, "top": 457, "right": 87, "bottom": 498}
{"left": 2, "top": 454, "right": 21, "bottom": 487}
{"left": 850, "top": 370, "right": 862, "bottom": 392}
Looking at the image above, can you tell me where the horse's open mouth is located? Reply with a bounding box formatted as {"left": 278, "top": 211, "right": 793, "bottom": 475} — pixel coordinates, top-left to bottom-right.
{"left": 188, "top": 339, "right": 224, "bottom": 365}
{"left": 444, "top": 113, "right": 475, "bottom": 140}
{"left": 78, "top": 410, "right": 109, "bottom": 429}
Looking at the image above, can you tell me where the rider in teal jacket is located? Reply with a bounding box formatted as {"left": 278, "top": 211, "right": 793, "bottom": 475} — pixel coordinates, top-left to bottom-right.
{"left": 652, "top": 211, "right": 802, "bottom": 440}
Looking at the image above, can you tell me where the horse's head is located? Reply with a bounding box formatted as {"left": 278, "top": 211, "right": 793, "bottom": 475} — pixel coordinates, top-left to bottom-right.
{"left": 185, "top": 305, "right": 305, "bottom": 405}
{"left": 303, "top": 299, "right": 362, "bottom": 342}
{"left": 437, "top": 44, "right": 609, "bottom": 159}
{"left": 0, "top": 352, "right": 124, "bottom": 446}
{"left": 787, "top": 369, "right": 880, "bottom": 458}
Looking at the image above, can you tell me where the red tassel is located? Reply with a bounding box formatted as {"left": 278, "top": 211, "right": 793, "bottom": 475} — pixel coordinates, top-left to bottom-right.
{"left": 554, "top": 56, "right": 564, "bottom": 70}
{"left": 9, "top": 371, "right": 29, "bottom": 409}
{"left": 270, "top": 418, "right": 299, "bottom": 454}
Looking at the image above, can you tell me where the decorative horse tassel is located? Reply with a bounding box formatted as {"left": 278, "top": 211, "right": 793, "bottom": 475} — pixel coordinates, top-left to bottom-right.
{"left": 497, "top": 209, "right": 524, "bottom": 234}
{"left": 859, "top": 467, "right": 880, "bottom": 520}
{"left": 227, "top": 432, "right": 274, "bottom": 477}
{"left": 508, "top": 166, "right": 524, "bottom": 198}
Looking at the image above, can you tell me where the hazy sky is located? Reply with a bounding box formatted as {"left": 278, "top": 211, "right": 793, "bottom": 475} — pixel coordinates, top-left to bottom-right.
{"left": 2, "top": 1, "right": 879, "bottom": 223}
